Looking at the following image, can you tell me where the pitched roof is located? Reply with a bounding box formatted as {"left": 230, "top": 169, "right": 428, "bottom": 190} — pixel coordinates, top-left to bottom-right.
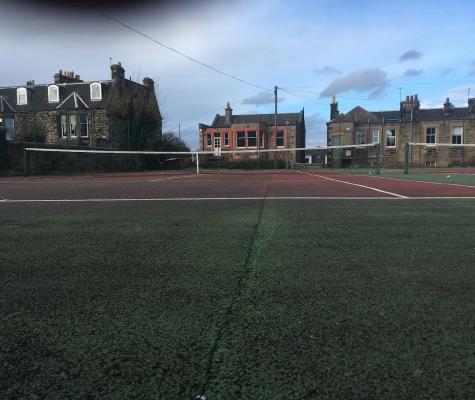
{"left": 210, "top": 111, "right": 304, "bottom": 127}
{"left": 333, "top": 106, "right": 472, "bottom": 123}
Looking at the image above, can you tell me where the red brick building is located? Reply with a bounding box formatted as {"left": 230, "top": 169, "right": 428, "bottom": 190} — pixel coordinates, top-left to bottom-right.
{"left": 199, "top": 103, "right": 306, "bottom": 164}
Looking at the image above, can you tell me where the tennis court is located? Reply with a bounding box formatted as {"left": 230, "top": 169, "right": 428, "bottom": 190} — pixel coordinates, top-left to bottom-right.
{"left": 1, "top": 170, "right": 475, "bottom": 399}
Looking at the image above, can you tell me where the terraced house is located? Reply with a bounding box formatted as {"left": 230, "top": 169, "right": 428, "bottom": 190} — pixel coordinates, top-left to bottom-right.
{"left": 0, "top": 63, "right": 162, "bottom": 149}
{"left": 199, "top": 103, "right": 306, "bottom": 164}
{"left": 327, "top": 95, "right": 475, "bottom": 167}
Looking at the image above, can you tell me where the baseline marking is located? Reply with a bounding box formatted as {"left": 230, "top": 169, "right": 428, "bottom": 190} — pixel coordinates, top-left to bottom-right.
{"left": 298, "top": 171, "right": 409, "bottom": 198}
{"left": 2, "top": 196, "right": 475, "bottom": 203}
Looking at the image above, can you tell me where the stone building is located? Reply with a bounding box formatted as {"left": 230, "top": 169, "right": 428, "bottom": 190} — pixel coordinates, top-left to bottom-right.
{"left": 0, "top": 63, "right": 162, "bottom": 149}
{"left": 327, "top": 95, "right": 475, "bottom": 168}
{"left": 199, "top": 103, "right": 306, "bottom": 164}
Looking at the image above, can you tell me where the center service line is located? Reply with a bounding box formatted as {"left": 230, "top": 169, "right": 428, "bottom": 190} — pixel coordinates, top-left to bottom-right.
{"left": 298, "top": 171, "right": 409, "bottom": 199}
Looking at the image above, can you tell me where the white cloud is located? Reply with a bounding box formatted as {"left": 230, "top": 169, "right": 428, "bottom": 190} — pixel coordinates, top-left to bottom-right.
{"left": 399, "top": 49, "right": 422, "bottom": 62}
{"left": 242, "top": 91, "right": 284, "bottom": 106}
{"left": 402, "top": 69, "right": 422, "bottom": 77}
{"left": 319, "top": 69, "right": 390, "bottom": 99}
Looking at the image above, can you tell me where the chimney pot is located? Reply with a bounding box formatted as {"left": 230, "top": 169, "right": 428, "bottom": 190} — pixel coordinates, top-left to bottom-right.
{"left": 406, "top": 96, "right": 409, "bottom": 102}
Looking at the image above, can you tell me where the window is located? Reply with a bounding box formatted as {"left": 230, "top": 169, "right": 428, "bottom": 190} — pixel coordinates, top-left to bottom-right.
{"left": 237, "top": 131, "right": 246, "bottom": 147}
{"left": 259, "top": 132, "right": 265, "bottom": 148}
{"left": 386, "top": 129, "right": 396, "bottom": 147}
{"left": 206, "top": 133, "right": 212, "bottom": 146}
{"left": 224, "top": 132, "right": 229, "bottom": 146}
{"left": 48, "top": 85, "right": 59, "bottom": 103}
{"left": 4, "top": 117, "right": 15, "bottom": 140}
{"left": 69, "top": 115, "right": 77, "bottom": 137}
{"left": 90, "top": 82, "right": 102, "bottom": 101}
{"left": 356, "top": 131, "right": 366, "bottom": 145}
{"left": 80, "top": 114, "right": 88, "bottom": 137}
{"left": 247, "top": 131, "right": 257, "bottom": 147}
{"left": 17, "top": 87, "right": 27, "bottom": 105}
{"left": 276, "top": 131, "right": 284, "bottom": 147}
{"left": 426, "top": 127, "right": 436, "bottom": 144}
{"left": 452, "top": 126, "right": 463, "bottom": 144}
{"left": 372, "top": 129, "right": 380, "bottom": 144}
{"left": 61, "top": 115, "right": 68, "bottom": 138}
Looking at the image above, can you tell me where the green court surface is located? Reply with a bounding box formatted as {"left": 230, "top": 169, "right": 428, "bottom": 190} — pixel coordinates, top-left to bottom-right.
{"left": 320, "top": 168, "right": 475, "bottom": 186}
{"left": 1, "top": 200, "right": 474, "bottom": 399}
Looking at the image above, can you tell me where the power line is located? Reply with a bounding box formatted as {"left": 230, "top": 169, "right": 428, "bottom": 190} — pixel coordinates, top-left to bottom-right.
{"left": 97, "top": 10, "right": 271, "bottom": 92}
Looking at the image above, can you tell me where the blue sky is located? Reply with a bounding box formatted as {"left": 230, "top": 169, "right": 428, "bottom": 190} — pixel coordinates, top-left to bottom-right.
{"left": 1, "top": 0, "right": 475, "bottom": 148}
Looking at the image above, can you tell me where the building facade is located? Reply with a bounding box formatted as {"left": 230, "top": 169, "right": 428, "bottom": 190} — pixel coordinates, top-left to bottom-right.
{"left": 0, "top": 63, "right": 162, "bottom": 149}
{"left": 199, "top": 103, "right": 306, "bottom": 164}
{"left": 327, "top": 95, "right": 475, "bottom": 168}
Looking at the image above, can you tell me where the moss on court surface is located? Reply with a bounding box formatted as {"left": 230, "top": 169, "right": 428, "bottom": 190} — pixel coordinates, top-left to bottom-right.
{"left": 1, "top": 200, "right": 474, "bottom": 399}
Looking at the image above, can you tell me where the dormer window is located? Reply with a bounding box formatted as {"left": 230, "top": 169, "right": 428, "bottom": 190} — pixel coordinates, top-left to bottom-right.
{"left": 90, "top": 82, "right": 102, "bottom": 101}
{"left": 48, "top": 85, "right": 59, "bottom": 103}
{"left": 17, "top": 87, "right": 27, "bottom": 105}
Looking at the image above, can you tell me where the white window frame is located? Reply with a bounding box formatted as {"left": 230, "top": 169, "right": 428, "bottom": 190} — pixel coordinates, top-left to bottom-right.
{"left": 90, "top": 82, "right": 102, "bottom": 101}
{"left": 451, "top": 126, "right": 463, "bottom": 145}
{"left": 237, "top": 131, "right": 246, "bottom": 148}
{"left": 276, "top": 130, "right": 284, "bottom": 148}
{"left": 4, "top": 117, "right": 15, "bottom": 140}
{"left": 259, "top": 131, "right": 265, "bottom": 148}
{"left": 206, "top": 133, "right": 212, "bottom": 147}
{"left": 426, "top": 127, "right": 436, "bottom": 145}
{"left": 17, "top": 87, "right": 27, "bottom": 105}
{"left": 69, "top": 114, "right": 77, "bottom": 138}
{"left": 61, "top": 115, "right": 68, "bottom": 138}
{"left": 224, "top": 132, "right": 229, "bottom": 146}
{"left": 48, "top": 85, "right": 59, "bottom": 103}
{"left": 386, "top": 129, "right": 396, "bottom": 148}
{"left": 79, "top": 114, "right": 89, "bottom": 138}
{"left": 355, "top": 131, "right": 366, "bottom": 145}
{"left": 247, "top": 131, "right": 257, "bottom": 148}
{"left": 372, "top": 129, "right": 380, "bottom": 144}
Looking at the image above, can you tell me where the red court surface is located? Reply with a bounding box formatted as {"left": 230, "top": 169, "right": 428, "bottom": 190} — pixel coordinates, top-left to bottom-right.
{"left": 1, "top": 170, "right": 475, "bottom": 201}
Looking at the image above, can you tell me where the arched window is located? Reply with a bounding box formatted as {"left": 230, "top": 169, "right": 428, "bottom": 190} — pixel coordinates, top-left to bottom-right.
{"left": 48, "top": 85, "right": 59, "bottom": 103}
{"left": 90, "top": 82, "right": 102, "bottom": 101}
{"left": 17, "top": 87, "right": 27, "bottom": 105}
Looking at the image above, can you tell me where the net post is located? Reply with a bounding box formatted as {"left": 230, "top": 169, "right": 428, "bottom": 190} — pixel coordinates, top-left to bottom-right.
{"left": 376, "top": 143, "right": 381, "bottom": 175}
{"left": 404, "top": 142, "right": 410, "bottom": 174}
{"left": 22, "top": 147, "right": 28, "bottom": 176}
{"left": 195, "top": 152, "right": 200, "bottom": 175}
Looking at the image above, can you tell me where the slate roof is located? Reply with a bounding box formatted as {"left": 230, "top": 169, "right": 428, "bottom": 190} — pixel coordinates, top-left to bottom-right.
{"left": 333, "top": 105, "right": 472, "bottom": 123}
{"left": 209, "top": 111, "right": 304, "bottom": 128}
{"left": 0, "top": 81, "right": 115, "bottom": 113}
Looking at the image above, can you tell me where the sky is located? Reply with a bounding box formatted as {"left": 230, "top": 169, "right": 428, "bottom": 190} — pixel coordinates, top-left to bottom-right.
{"left": 1, "top": 0, "right": 475, "bottom": 149}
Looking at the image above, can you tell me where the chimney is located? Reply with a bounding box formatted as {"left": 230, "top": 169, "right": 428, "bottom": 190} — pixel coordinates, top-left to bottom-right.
{"left": 444, "top": 97, "right": 454, "bottom": 115}
{"left": 54, "top": 69, "right": 83, "bottom": 84}
{"left": 400, "top": 93, "right": 420, "bottom": 121}
{"left": 468, "top": 98, "right": 475, "bottom": 116}
{"left": 330, "top": 95, "right": 339, "bottom": 120}
{"left": 111, "top": 62, "right": 125, "bottom": 81}
{"left": 224, "top": 102, "right": 233, "bottom": 124}
{"left": 142, "top": 77, "right": 155, "bottom": 90}
{"left": 26, "top": 80, "right": 35, "bottom": 86}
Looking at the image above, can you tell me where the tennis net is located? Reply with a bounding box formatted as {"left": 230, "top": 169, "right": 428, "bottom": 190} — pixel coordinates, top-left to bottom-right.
{"left": 406, "top": 142, "right": 475, "bottom": 171}
{"left": 21, "top": 143, "right": 379, "bottom": 175}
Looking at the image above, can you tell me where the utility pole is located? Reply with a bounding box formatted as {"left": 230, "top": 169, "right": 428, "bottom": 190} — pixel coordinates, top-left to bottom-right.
{"left": 399, "top": 87, "right": 402, "bottom": 103}
{"left": 178, "top": 123, "right": 181, "bottom": 141}
{"left": 274, "top": 85, "right": 278, "bottom": 168}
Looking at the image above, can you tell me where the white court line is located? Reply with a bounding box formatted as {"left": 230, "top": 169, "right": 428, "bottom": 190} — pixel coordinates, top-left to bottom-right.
{"left": 0, "top": 174, "right": 197, "bottom": 185}
{"left": 148, "top": 174, "right": 197, "bottom": 182}
{"left": 2, "top": 196, "right": 474, "bottom": 203}
{"left": 298, "top": 171, "right": 409, "bottom": 199}
{"left": 334, "top": 172, "right": 475, "bottom": 189}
